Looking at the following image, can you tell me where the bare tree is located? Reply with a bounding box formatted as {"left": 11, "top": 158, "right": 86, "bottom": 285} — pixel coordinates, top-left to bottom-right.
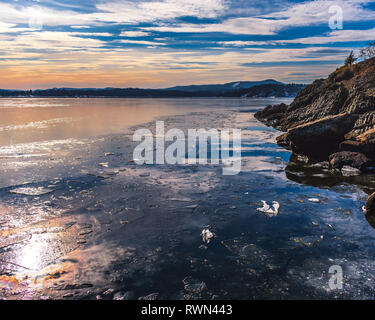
{"left": 345, "top": 51, "right": 357, "bottom": 65}
{"left": 359, "top": 41, "right": 375, "bottom": 60}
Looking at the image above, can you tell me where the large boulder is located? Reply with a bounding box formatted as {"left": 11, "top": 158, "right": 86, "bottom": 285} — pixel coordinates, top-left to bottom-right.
{"left": 339, "top": 140, "right": 364, "bottom": 153}
{"left": 254, "top": 103, "right": 288, "bottom": 129}
{"left": 329, "top": 151, "right": 375, "bottom": 172}
{"left": 276, "top": 114, "right": 358, "bottom": 159}
{"left": 340, "top": 128, "right": 375, "bottom": 158}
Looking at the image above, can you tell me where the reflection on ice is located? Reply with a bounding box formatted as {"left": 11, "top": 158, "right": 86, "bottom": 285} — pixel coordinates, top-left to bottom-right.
{"left": 10, "top": 187, "right": 55, "bottom": 196}
{"left": 0, "top": 99, "right": 70, "bottom": 109}
{"left": 1, "top": 98, "right": 375, "bottom": 300}
{"left": 18, "top": 234, "right": 55, "bottom": 271}
{"left": 0, "top": 138, "right": 92, "bottom": 157}
{"left": 0, "top": 118, "right": 74, "bottom": 132}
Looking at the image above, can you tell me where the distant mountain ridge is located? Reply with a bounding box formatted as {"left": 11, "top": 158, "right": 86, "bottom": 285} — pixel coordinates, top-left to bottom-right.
{"left": 220, "top": 83, "right": 305, "bottom": 98}
{"left": 164, "top": 80, "right": 284, "bottom": 93}
{"left": 0, "top": 80, "right": 305, "bottom": 98}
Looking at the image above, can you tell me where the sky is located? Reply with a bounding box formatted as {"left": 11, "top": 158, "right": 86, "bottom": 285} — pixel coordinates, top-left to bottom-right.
{"left": 0, "top": 0, "right": 375, "bottom": 89}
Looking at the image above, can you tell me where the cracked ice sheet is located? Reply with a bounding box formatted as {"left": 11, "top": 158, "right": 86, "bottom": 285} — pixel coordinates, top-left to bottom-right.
{"left": 1, "top": 97, "right": 374, "bottom": 300}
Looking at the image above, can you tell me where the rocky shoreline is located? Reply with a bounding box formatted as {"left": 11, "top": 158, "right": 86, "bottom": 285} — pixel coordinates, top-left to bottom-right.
{"left": 255, "top": 57, "right": 375, "bottom": 215}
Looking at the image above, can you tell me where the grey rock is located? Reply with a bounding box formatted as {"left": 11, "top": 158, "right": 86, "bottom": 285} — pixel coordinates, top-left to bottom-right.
{"left": 138, "top": 292, "right": 159, "bottom": 300}
{"left": 277, "top": 114, "right": 358, "bottom": 159}
{"left": 329, "top": 151, "right": 375, "bottom": 172}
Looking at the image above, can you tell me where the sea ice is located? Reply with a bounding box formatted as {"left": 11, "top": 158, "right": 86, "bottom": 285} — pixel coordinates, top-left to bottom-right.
{"left": 256, "top": 200, "right": 280, "bottom": 217}
{"left": 308, "top": 198, "right": 320, "bottom": 203}
{"left": 290, "top": 235, "right": 324, "bottom": 247}
{"left": 10, "top": 187, "right": 55, "bottom": 196}
{"left": 201, "top": 228, "right": 215, "bottom": 243}
{"left": 99, "top": 162, "right": 109, "bottom": 168}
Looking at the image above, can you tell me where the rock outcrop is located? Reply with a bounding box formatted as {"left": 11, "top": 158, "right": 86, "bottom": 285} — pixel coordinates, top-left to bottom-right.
{"left": 275, "top": 114, "right": 358, "bottom": 159}
{"left": 255, "top": 57, "right": 375, "bottom": 170}
{"left": 329, "top": 151, "right": 375, "bottom": 172}
{"left": 255, "top": 57, "right": 375, "bottom": 215}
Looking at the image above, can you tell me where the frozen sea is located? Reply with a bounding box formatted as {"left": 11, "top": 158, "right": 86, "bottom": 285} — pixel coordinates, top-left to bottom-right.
{"left": 0, "top": 97, "right": 375, "bottom": 300}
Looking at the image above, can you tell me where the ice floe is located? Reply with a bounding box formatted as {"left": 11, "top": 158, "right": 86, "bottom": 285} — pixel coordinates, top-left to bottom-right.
{"left": 256, "top": 200, "right": 279, "bottom": 217}
{"left": 308, "top": 198, "right": 320, "bottom": 203}
{"left": 201, "top": 228, "right": 215, "bottom": 243}
{"left": 10, "top": 187, "right": 55, "bottom": 196}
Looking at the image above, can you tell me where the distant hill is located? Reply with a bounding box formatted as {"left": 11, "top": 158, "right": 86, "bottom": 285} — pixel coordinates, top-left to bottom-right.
{"left": 0, "top": 80, "right": 305, "bottom": 98}
{"left": 0, "top": 89, "right": 31, "bottom": 97}
{"left": 220, "top": 83, "right": 305, "bottom": 98}
{"left": 164, "top": 80, "right": 284, "bottom": 94}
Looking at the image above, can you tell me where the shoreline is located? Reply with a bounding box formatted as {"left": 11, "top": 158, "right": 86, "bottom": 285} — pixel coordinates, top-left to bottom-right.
{"left": 0, "top": 96, "right": 296, "bottom": 100}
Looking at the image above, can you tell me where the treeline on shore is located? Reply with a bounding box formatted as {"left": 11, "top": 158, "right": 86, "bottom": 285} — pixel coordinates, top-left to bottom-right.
{"left": 0, "top": 83, "right": 305, "bottom": 98}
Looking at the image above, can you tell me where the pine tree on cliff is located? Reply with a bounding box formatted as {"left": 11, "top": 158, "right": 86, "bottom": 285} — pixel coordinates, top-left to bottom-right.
{"left": 345, "top": 51, "right": 357, "bottom": 66}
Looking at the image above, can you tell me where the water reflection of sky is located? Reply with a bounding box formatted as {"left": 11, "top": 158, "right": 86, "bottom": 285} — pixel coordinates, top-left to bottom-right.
{"left": 1, "top": 98, "right": 375, "bottom": 299}
{"left": 0, "top": 98, "right": 293, "bottom": 147}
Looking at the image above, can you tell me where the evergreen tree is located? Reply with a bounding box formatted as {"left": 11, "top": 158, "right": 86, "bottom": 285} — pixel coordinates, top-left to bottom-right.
{"left": 345, "top": 51, "right": 357, "bottom": 66}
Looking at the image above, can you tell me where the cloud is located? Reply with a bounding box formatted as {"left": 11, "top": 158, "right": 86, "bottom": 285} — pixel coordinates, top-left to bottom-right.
{"left": 119, "top": 39, "right": 166, "bottom": 46}
{"left": 0, "top": 44, "right": 353, "bottom": 88}
{"left": 143, "top": 0, "right": 375, "bottom": 35}
{"left": 142, "top": 17, "right": 277, "bottom": 35}
{"left": 241, "top": 60, "right": 343, "bottom": 67}
{"left": 0, "top": 0, "right": 374, "bottom": 88}
{"left": 40, "top": 0, "right": 88, "bottom": 10}
{"left": 0, "top": 2, "right": 91, "bottom": 26}
{"left": 218, "top": 40, "right": 271, "bottom": 46}
{"left": 93, "top": 0, "right": 227, "bottom": 24}
{"left": 217, "top": 28, "right": 375, "bottom": 47}
{"left": 0, "top": 21, "right": 16, "bottom": 33}
{"left": 276, "top": 28, "right": 375, "bottom": 44}
{"left": 74, "top": 32, "right": 114, "bottom": 37}
{"left": 0, "top": 0, "right": 227, "bottom": 30}
{"left": 0, "top": 31, "right": 105, "bottom": 53}
{"left": 70, "top": 25, "right": 91, "bottom": 29}
{"left": 120, "top": 31, "right": 151, "bottom": 37}
{"left": 1, "top": 0, "right": 374, "bottom": 36}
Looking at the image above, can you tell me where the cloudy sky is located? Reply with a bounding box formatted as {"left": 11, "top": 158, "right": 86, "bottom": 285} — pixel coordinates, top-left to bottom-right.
{"left": 1, "top": 0, "right": 375, "bottom": 89}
